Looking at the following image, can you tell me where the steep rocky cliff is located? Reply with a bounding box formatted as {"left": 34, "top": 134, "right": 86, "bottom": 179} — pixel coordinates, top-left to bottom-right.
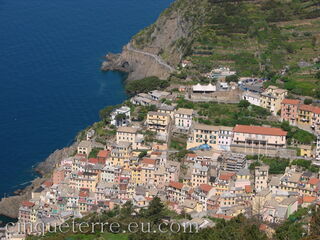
{"left": 101, "top": 0, "right": 206, "bottom": 80}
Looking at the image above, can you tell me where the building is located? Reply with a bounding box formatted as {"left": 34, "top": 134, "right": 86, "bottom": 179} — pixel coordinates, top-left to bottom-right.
{"left": 148, "top": 90, "right": 170, "bottom": 101}
{"left": 260, "top": 86, "right": 288, "bottom": 115}
{"left": 299, "top": 145, "right": 313, "bottom": 158}
{"left": 174, "top": 108, "right": 194, "bottom": 131}
{"left": 52, "top": 168, "right": 65, "bottom": 185}
{"left": 218, "top": 126, "right": 233, "bottom": 151}
{"left": 116, "top": 126, "right": 140, "bottom": 149}
{"left": 192, "top": 83, "right": 216, "bottom": 93}
{"left": 110, "top": 106, "right": 131, "bottom": 127}
{"left": 317, "top": 135, "right": 320, "bottom": 160}
{"left": 219, "top": 152, "right": 247, "bottom": 172}
{"left": 191, "top": 163, "right": 208, "bottom": 187}
{"left": 242, "top": 91, "right": 260, "bottom": 106}
{"left": 280, "top": 99, "right": 301, "bottom": 125}
{"left": 77, "top": 140, "right": 92, "bottom": 156}
{"left": 146, "top": 111, "right": 171, "bottom": 134}
{"left": 231, "top": 125, "right": 287, "bottom": 156}
{"left": 297, "top": 104, "right": 320, "bottom": 132}
{"left": 157, "top": 104, "right": 175, "bottom": 119}
{"left": 187, "top": 123, "right": 219, "bottom": 150}
{"left": 110, "top": 142, "right": 132, "bottom": 167}
{"left": 255, "top": 165, "right": 269, "bottom": 192}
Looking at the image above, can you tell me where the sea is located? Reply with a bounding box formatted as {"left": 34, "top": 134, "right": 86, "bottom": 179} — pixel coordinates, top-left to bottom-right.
{"left": 0, "top": 0, "right": 173, "bottom": 223}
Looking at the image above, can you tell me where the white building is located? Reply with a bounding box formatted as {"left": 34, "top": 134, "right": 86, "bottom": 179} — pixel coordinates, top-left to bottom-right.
{"left": 148, "top": 90, "right": 170, "bottom": 101}
{"left": 210, "top": 67, "right": 236, "bottom": 79}
{"left": 255, "top": 165, "right": 269, "bottom": 192}
{"left": 242, "top": 91, "right": 260, "bottom": 106}
{"left": 192, "top": 83, "right": 216, "bottom": 93}
{"left": 218, "top": 126, "right": 234, "bottom": 151}
{"left": 174, "top": 108, "right": 194, "bottom": 131}
{"left": 110, "top": 106, "right": 131, "bottom": 127}
{"left": 317, "top": 135, "right": 320, "bottom": 160}
{"left": 101, "top": 163, "right": 115, "bottom": 183}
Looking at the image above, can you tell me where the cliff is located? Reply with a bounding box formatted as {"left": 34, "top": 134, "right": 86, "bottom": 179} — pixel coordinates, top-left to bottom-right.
{"left": 0, "top": 143, "right": 77, "bottom": 218}
{"left": 102, "top": 0, "right": 320, "bottom": 98}
{"left": 101, "top": 0, "right": 204, "bottom": 80}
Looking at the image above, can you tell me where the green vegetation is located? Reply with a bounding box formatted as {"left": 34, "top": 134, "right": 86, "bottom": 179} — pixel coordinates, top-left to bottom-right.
{"left": 177, "top": 98, "right": 270, "bottom": 127}
{"left": 125, "top": 76, "right": 169, "bottom": 95}
{"left": 290, "top": 159, "right": 319, "bottom": 173}
{"left": 247, "top": 155, "right": 290, "bottom": 174}
{"left": 134, "top": 0, "right": 320, "bottom": 98}
{"left": 28, "top": 197, "right": 267, "bottom": 240}
{"left": 88, "top": 148, "right": 104, "bottom": 158}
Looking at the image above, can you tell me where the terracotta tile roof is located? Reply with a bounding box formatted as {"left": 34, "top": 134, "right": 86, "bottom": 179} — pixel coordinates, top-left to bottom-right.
{"left": 213, "top": 214, "right": 233, "bottom": 220}
{"left": 300, "top": 104, "right": 316, "bottom": 112}
{"left": 219, "top": 172, "right": 235, "bottom": 181}
{"left": 233, "top": 124, "right": 287, "bottom": 136}
{"left": 142, "top": 158, "right": 156, "bottom": 165}
{"left": 308, "top": 178, "right": 320, "bottom": 185}
{"left": 303, "top": 196, "right": 316, "bottom": 203}
{"left": 245, "top": 185, "right": 252, "bottom": 193}
{"left": 79, "top": 189, "right": 89, "bottom": 197}
{"left": 151, "top": 151, "right": 162, "bottom": 156}
{"left": 88, "top": 158, "right": 99, "bottom": 164}
{"left": 169, "top": 181, "right": 183, "bottom": 190}
{"left": 21, "top": 201, "right": 35, "bottom": 207}
{"left": 43, "top": 181, "right": 53, "bottom": 188}
{"left": 200, "top": 184, "right": 213, "bottom": 192}
{"left": 282, "top": 99, "right": 301, "bottom": 105}
{"left": 97, "top": 150, "right": 109, "bottom": 158}
{"left": 187, "top": 153, "right": 197, "bottom": 158}
{"left": 299, "top": 105, "right": 320, "bottom": 114}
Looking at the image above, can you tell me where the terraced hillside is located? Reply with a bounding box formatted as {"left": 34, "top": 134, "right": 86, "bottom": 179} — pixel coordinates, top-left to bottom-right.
{"left": 132, "top": 0, "right": 320, "bottom": 97}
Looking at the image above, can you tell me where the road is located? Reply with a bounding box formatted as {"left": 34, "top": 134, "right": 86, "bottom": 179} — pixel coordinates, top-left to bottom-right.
{"left": 127, "top": 43, "right": 175, "bottom": 72}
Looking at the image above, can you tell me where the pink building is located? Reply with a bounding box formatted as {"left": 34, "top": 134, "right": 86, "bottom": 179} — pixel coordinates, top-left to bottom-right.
{"left": 52, "top": 169, "right": 65, "bottom": 185}
{"left": 281, "top": 99, "right": 301, "bottom": 125}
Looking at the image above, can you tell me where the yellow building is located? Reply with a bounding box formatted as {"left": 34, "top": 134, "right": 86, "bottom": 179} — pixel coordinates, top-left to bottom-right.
{"left": 70, "top": 172, "right": 99, "bottom": 192}
{"left": 110, "top": 142, "right": 132, "bottom": 167}
{"left": 146, "top": 111, "right": 171, "bottom": 134}
{"left": 187, "top": 123, "right": 219, "bottom": 150}
{"left": 260, "top": 86, "right": 288, "bottom": 116}
{"left": 299, "top": 144, "right": 313, "bottom": 157}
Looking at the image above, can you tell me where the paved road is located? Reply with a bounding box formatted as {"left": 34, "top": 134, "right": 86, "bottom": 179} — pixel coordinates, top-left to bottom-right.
{"left": 127, "top": 43, "right": 175, "bottom": 72}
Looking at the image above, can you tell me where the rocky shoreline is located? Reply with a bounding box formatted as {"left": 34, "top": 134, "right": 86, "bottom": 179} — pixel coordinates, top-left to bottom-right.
{"left": 101, "top": 44, "right": 173, "bottom": 81}
{"left": 0, "top": 142, "right": 77, "bottom": 219}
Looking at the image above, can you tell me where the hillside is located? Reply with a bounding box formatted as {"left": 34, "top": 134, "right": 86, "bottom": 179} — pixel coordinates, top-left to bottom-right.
{"left": 102, "top": 0, "right": 320, "bottom": 97}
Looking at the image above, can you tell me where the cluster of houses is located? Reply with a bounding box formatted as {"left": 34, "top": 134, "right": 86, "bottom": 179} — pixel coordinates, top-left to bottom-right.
{"left": 5, "top": 85, "right": 320, "bottom": 239}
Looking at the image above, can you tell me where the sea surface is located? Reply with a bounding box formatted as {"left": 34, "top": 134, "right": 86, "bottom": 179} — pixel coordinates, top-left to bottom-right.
{"left": 0, "top": 0, "right": 173, "bottom": 207}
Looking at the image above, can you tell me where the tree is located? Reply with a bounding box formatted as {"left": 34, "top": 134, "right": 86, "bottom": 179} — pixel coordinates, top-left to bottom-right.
{"left": 142, "top": 197, "right": 165, "bottom": 224}
{"left": 120, "top": 200, "right": 134, "bottom": 218}
{"left": 315, "top": 71, "right": 320, "bottom": 80}
{"left": 138, "top": 150, "right": 147, "bottom": 159}
{"left": 304, "top": 98, "right": 313, "bottom": 105}
{"left": 238, "top": 99, "right": 250, "bottom": 108}
{"left": 226, "top": 74, "right": 239, "bottom": 83}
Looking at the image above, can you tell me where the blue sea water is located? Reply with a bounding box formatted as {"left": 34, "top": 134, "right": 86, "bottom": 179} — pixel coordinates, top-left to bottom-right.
{"left": 0, "top": 0, "right": 173, "bottom": 199}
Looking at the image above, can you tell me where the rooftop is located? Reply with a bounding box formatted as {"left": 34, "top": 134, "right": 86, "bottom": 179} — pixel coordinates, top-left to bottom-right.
{"left": 233, "top": 124, "right": 287, "bottom": 136}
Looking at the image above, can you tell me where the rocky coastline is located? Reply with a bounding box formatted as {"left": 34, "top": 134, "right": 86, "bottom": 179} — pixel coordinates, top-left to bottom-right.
{"left": 0, "top": 143, "right": 77, "bottom": 219}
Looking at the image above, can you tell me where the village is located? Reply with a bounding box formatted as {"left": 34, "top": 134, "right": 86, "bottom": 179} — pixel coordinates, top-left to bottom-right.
{"left": 4, "top": 67, "right": 320, "bottom": 239}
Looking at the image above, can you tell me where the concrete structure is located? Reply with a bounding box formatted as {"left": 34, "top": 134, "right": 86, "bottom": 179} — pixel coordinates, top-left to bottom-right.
{"left": 260, "top": 86, "right": 288, "bottom": 116}
{"left": 146, "top": 111, "right": 171, "bottom": 134}
{"left": 242, "top": 91, "right": 260, "bottom": 106}
{"left": 174, "top": 108, "right": 194, "bottom": 131}
{"left": 231, "top": 125, "right": 287, "bottom": 155}
{"left": 187, "top": 123, "right": 219, "bottom": 150}
{"left": 218, "top": 126, "right": 233, "bottom": 151}
{"left": 317, "top": 135, "right": 320, "bottom": 160}
{"left": 255, "top": 165, "right": 269, "bottom": 192}
{"left": 280, "top": 99, "right": 301, "bottom": 125}
{"left": 77, "top": 140, "right": 92, "bottom": 156}
{"left": 110, "top": 106, "right": 131, "bottom": 127}
{"left": 192, "top": 83, "right": 216, "bottom": 93}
